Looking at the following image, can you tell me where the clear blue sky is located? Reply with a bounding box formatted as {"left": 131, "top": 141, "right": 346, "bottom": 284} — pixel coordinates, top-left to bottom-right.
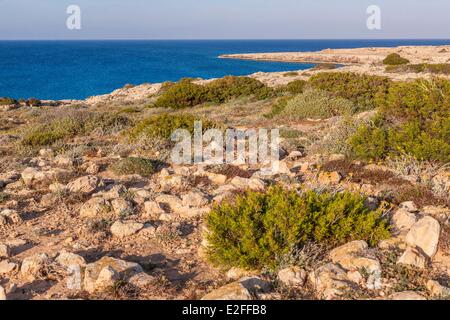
{"left": 0, "top": 0, "right": 449, "bottom": 40}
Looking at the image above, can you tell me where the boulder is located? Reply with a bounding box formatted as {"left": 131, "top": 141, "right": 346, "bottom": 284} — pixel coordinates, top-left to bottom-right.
{"left": 201, "top": 282, "right": 253, "bottom": 300}
{"left": 426, "top": 280, "right": 450, "bottom": 298}
{"left": 143, "top": 201, "right": 165, "bottom": 218}
{"left": 388, "top": 291, "right": 427, "bottom": 300}
{"left": 182, "top": 191, "right": 209, "bottom": 208}
{"left": 0, "top": 243, "right": 11, "bottom": 258}
{"left": 0, "top": 260, "right": 18, "bottom": 275}
{"left": 318, "top": 171, "right": 342, "bottom": 184}
{"left": 21, "top": 167, "right": 68, "bottom": 188}
{"left": 205, "top": 172, "right": 227, "bottom": 185}
{"left": 110, "top": 220, "right": 144, "bottom": 238}
{"left": 397, "top": 247, "right": 428, "bottom": 269}
{"left": 67, "top": 175, "right": 99, "bottom": 195}
{"left": 111, "top": 198, "right": 134, "bottom": 216}
{"left": 309, "top": 263, "right": 354, "bottom": 300}
{"left": 399, "top": 201, "right": 419, "bottom": 213}
{"left": 79, "top": 198, "right": 109, "bottom": 218}
{"left": 392, "top": 208, "right": 417, "bottom": 232}
{"left": 56, "top": 251, "right": 86, "bottom": 268}
{"left": 83, "top": 256, "right": 144, "bottom": 293}
{"left": 329, "top": 241, "right": 381, "bottom": 274}
{"left": 0, "top": 209, "right": 22, "bottom": 225}
{"left": 0, "top": 285, "right": 6, "bottom": 300}
{"left": 21, "top": 253, "right": 51, "bottom": 280}
{"left": 405, "top": 216, "right": 441, "bottom": 258}
{"left": 231, "top": 177, "right": 265, "bottom": 191}
{"left": 278, "top": 266, "right": 307, "bottom": 287}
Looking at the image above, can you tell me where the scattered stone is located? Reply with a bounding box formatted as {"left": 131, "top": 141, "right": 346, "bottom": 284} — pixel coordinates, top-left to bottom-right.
{"left": 318, "top": 171, "right": 342, "bottom": 184}
{"left": 54, "top": 155, "right": 74, "bottom": 167}
{"left": 278, "top": 266, "right": 307, "bottom": 287}
{"left": 397, "top": 247, "right": 428, "bottom": 269}
{"left": 48, "top": 182, "right": 66, "bottom": 193}
{"left": 102, "top": 184, "right": 128, "bottom": 200}
{"left": 405, "top": 216, "right": 441, "bottom": 258}
{"left": 239, "top": 276, "right": 272, "bottom": 294}
{"left": 201, "top": 282, "right": 253, "bottom": 300}
{"left": 309, "top": 263, "right": 354, "bottom": 300}
{"left": 329, "top": 241, "right": 381, "bottom": 274}
{"left": 56, "top": 251, "right": 86, "bottom": 267}
{"left": 426, "top": 280, "right": 450, "bottom": 298}
{"left": 143, "top": 201, "right": 165, "bottom": 218}
{"left": 231, "top": 177, "right": 265, "bottom": 191}
{"left": 392, "top": 208, "right": 417, "bottom": 232}
{"left": 67, "top": 175, "right": 99, "bottom": 195}
{"left": 21, "top": 167, "right": 68, "bottom": 188}
{"left": 39, "top": 148, "right": 54, "bottom": 158}
{"left": 0, "top": 209, "right": 22, "bottom": 225}
{"left": 110, "top": 220, "right": 144, "bottom": 238}
{"left": 85, "top": 163, "right": 100, "bottom": 175}
{"left": 388, "top": 291, "right": 427, "bottom": 300}
{"left": 111, "top": 198, "right": 134, "bottom": 216}
{"left": 79, "top": 198, "right": 110, "bottom": 218}
{"left": 0, "top": 260, "right": 18, "bottom": 274}
{"left": 0, "top": 243, "right": 11, "bottom": 258}
{"left": 21, "top": 253, "right": 51, "bottom": 280}
{"left": 205, "top": 172, "right": 227, "bottom": 185}
{"left": 182, "top": 191, "right": 209, "bottom": 208}
{"left": 128, "top": 272, "right": 155, "bottom": 288}
{"left": 83, "top": 256, "right": 144, "bottom": 293}
{"left": 0, "top": 285, "right": 6, "bottom": 300}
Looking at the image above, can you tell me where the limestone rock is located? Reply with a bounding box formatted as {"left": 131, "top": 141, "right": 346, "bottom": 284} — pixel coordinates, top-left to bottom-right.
{"left": 21, "top": 253, "right": 51, "bottom": 280}
{"left": 67, "top": 175, "right": 99, "bottom": 195}
{"left": 399, "top": 201, "right": 419, "bottom": 213}
{"left": 206, "top": 172, "right": 227, "bottom": 185}
{"left": 0, "top": 285, "right": 6, "bottom": 300}
{"left": 309, "top": 263, "right": 354, "bottom": 300}
{"left": 426, "top": 280, "right": 450, "bottom": 298}
{"left": 0, "top": 243, "right": 11, "bottom": 258}
{"left": 79, "top": 198, "right": 109, "bottom": 218}
{"left": 182, "top": 191, "right": 209, "bottom": 208}
{"left": 143, "top": 201, "right": 165, "bottom": 218}
{"left": 56, "top": 251, "right": 86, "bottom": 267}
{"left": 231, "top": 177, "right": 265, "bottom": 191}
{"left": 21, "top": 167, "right": 68, "bottom": 188}
{"left": 201, "top": 282, "right": 253, "bottom": 300}
{"left": 388, "top": 291, "right": 427, "bottom": 300}
{"left": 329, "top": 241, "right": 381, "bottom": 274}
{"left": 110, "top": 220, "right": 144, "bottom": 238}
{"left": 405, "top": 216, "right": 440, "bottom": 258}
{"left": 397, "top": 247, "right": 428, "bottom": 269}
{"left": 0, "top": 209, "right": 22, "bottom": 225}
{"left": 0, "top": 260, "right": 18, "bottom": 274}
{"left": 111, "top": 198, "right": 134, "bottom": 216}
{"left": 83, "top": 256, "right": 144, "bottom": 293}
{"left": 278, "top": 266, "right": 307, "bottom": 287}
{"left": 392, "top": 208, "right": 417, "bottom": 232}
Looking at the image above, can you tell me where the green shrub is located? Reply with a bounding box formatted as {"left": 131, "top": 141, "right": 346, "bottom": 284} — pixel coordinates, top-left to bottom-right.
{"left": 265, "top": 97, "right": 291, "bottom": 119}
{"left": 110, "top": 157, "right": 158, "bottom": 177}
{"left": 309, "top": 72, "right": 392, "bottom": 110}
{"left": 153, "top": 80, "right": 208, "bottom": 109}
{"left": 276, "top": 89, "right": 355, "bottom": 120}
{"left": 127, "top": 113, "right": 220, "bottom": 141}
{"left": 312, "top": 63, "right": 338, "bottom": 71}
{"left": 205, "top": 76, "right": 273, "bottom": 103}
{"left": 382, "top": 53, "right": 410, "bottom": 66}
{"left": 0, "top": 97, "right": 17, "bottom": 106}
{"left": 21, "top": 112, "right": 131, "bottom": 147}
{"left": 26, "top": 98, "right": 42, "bottom": 107}
{"left": 349, "top": 79, "right": 450, "bottom": 163}
{"left": 0, "top": 192, "right": 9, "bottom": 203}
{"left": 153, "top": 76, "right": 273, "bottom": 109}
{"left": 284, "top": 79, "right": 307, "bottom": 95}
{"left": 386, "top": 63, "right": 450, "bottom": 75}
{"left": 206, "top": 186, "right": 390, "bottom": 270}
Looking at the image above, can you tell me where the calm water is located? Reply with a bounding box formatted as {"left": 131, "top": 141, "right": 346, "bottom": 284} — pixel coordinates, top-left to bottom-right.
{"left": 1, "top": 39, "right": 450, "bottom": 100}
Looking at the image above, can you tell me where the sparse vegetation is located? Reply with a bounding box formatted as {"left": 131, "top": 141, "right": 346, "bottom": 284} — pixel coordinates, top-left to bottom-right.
{"left": 206, "top": 186, "right": 390, "bottom": 270}
{"left": 382, "top": 53, "right": 410, "bottom": 66}
{"left": 386, "top": 63, "right": 450, "bottom": 75}
{"left": 0, "top": 97, "right": 17, "bottom": 106}
{"left": 110, "top": 157, "right": 159, "bottom": 177}
{"left": 309, "top": 72, "right": 391, "bottom": 110}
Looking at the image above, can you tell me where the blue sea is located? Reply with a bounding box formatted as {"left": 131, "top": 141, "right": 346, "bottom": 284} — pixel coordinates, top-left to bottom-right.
{"left": 1, "top": 39, "right": 450, "bottom": 100}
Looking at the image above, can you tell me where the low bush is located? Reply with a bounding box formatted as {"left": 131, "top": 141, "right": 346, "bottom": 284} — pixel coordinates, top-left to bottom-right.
{"left": 0, "top": 97, "right": 16, "bottom": 106}
{"left": 264, "top": 97, "right": 291, "bottom": 119}
{"left": 153, "top": 80, "right": 208, "bottom": 109}
{"left": 21, "top": 112, "right": 131, "bottom": 147}
{"left": 109, "top": 157, "right": 159, "bottom": 177}
{"left": 206, "top": 186, "right": 391, "bottom": 270}
{"left": 283, "top": 71, "right": 299, "bottom": 77}
{"left": 276, "top": 89, "right": 355, "bottom": 120}
{"left": 309, "top": 72, "right": 392, "bottom": 110}
{"left": 284, "top": 79, "right": 307, "bottom": 95}
{"left": 385, "top": 63, "right": 450, "bottom": 75}
{"left": 311, "top": 63, "right": 338, "bottom": 70}
{"left": 127, "top": 113, "right": 220, "bottom": 142}
{"left": 382, "top": 53, "right": 410, "bottom": 66}
{"left": 153, "top": 77, "right": 273, "bottom": 109}
{"left": 349, "top": 79, "right": 450, "bottom": 163}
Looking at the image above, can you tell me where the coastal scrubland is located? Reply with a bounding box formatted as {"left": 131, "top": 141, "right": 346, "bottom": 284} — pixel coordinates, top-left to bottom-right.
{"left": 0, "top": 47, "right": 449, "bottom": 301}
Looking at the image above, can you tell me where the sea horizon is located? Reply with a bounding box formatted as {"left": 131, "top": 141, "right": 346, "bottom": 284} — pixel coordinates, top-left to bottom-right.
{"left": 2, "top": 38, "right": 450, "bottom": 100}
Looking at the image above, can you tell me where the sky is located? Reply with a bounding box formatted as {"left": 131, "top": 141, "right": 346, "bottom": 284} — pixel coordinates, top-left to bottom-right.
{"left": 0, "top": 0, "right": 449, "bottom": 40}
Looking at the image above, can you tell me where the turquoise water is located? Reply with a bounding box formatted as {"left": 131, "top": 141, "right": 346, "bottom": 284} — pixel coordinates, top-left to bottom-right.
{"left": 1, "top": 39, "right": 450, "bottom": 100}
